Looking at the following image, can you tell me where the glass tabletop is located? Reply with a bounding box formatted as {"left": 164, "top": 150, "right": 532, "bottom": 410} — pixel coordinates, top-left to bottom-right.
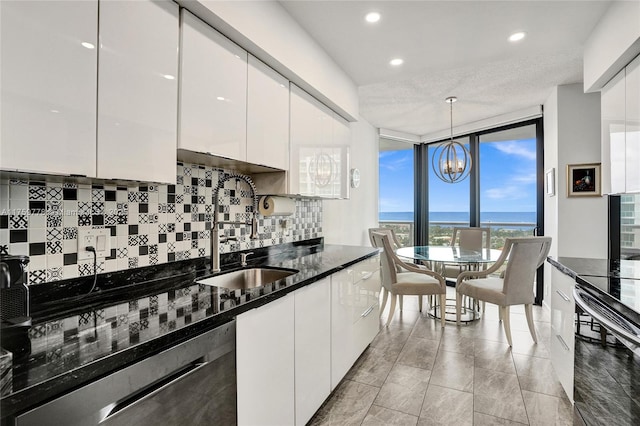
{"left": 396, "top": 246, "right": 502, "bottom": 263}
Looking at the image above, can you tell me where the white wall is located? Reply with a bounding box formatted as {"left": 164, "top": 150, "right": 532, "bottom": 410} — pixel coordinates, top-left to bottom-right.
{"left": 543, "top": 84, "right": 605, "bottom": 303}
{"left": 179, "top": 0, "right": 359, "bottom": 121}
{"left": 584, "top": 0, "right": 640, "bottom": 92}
{"left": 323, "top": 118, "right": 379, "bottom": 246}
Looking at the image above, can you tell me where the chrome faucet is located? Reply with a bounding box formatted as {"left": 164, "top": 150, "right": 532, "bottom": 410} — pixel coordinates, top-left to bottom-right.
{"left": 210, "top": 173, "right": 259, "bottom": 272}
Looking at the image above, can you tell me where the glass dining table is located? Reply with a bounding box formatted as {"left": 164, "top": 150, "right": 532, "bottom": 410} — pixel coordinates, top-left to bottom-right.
{"left": 396, "top": 245, "right": 503, "bottom": 322}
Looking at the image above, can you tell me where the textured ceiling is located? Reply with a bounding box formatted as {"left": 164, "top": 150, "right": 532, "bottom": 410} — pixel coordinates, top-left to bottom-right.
{"left": 279, "top": 0, "right": 612, "bottom": 137}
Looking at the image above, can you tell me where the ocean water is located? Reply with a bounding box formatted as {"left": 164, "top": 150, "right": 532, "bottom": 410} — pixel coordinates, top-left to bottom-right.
{"left": 379, "top": 211, "right": 536, "bottom": 229}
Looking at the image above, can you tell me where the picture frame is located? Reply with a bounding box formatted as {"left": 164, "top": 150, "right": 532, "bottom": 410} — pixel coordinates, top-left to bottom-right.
{"left": 545, "top": 168, "right": 555, "bottom": 197}
{"left": 567, "top": 163, "right": 601, "bottom": 197}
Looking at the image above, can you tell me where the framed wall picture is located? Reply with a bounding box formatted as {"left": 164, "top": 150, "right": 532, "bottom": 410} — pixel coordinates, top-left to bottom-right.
{"left": 545, "top": 168, "right": 555, "bottom": 196}
{"left": 567, "top": 163, "right": 601, "bottom": 197}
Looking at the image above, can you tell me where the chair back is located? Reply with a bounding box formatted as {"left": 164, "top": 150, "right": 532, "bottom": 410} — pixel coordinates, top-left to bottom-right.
{"left": 368, "top": 227, "right": 401, "bottom": 249}
{"left": 371, "top": 232, "right": 397, "bottom": 291}
{"left": 451, "top": 227, "right": 491, "bottom": 251}
{"left": 501, "top": 236, "right": 552, "bottom": 305}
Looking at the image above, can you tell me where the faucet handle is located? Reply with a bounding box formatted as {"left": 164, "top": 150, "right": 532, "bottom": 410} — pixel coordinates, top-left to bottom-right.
{"left": 240, "top": 252, "right": 254, "bottom": 267}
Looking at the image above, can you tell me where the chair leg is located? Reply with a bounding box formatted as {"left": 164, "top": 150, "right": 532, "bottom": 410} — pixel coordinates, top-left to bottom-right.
{"left": 525, "top": 304, "right": 538, "bottom": 344}
{"left": 456, "top": 292, "right": 462, "bottom": 325}
{"left": 380, "top": 288, "right": 389, "bottom": 316}
{"left": 418, "top": 295, "right": 423, "bottom": 312}
{"left": 386, "top": 294, "right": 397, "bottom": 327}
{"left": 498, "top": 307, "right": 503, "bottom": 322}
{"left": 501, "top": 306, "right": 513, "bottom": 346}
{"left": 440, "top": 294, "right": 446, "bottom": 328}
{"left": 399, "top": 295, "right": 404, "bottom": 312}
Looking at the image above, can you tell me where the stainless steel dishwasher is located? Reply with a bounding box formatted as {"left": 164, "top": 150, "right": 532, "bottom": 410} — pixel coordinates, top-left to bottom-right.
{"left": 12, "top": 321, "right": 236, "bottom": 426}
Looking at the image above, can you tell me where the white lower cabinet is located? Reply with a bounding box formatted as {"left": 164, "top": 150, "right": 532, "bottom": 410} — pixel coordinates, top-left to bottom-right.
{"left": 294, "top": 278, "right": 331, "bottom": 426}
{"left": 331, "top": 255, "right": 381, "bottom": 389}
{"left": 549, "top": 267, "right": 575, "bottom": 402}
{"left": 236, "top": 293, "right": 295, "bottom": 426}
{"left": 236, "top": 256, "right": 380, "bottom": 425}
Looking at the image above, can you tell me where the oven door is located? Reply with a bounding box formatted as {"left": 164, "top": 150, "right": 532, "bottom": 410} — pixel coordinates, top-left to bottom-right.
{"left": 573, "top": 286, "right": 640, "bottom": 426}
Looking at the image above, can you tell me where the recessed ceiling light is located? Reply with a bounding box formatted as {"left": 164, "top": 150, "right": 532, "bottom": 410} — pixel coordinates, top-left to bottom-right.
{"left": 365, "top": 12, "right": 381, "bottom": 23}
{"left": 81, "top": 42, "right": 95, "bottom": 49}
{"left": 508, "top": 32, "right": 526, "bottom": 42}
{"left": 389, "top": 58, "right": 404, "bottom": 66}
{"left": 163, "top": 74, "right": 175, "bottom": 80}
{"left": 216, "top": 96, "right": 225, "bottom": 101}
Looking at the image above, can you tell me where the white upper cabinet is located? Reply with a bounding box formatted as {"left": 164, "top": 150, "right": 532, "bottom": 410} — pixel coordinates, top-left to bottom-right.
{"left": 0, "top": 0, "right": 98, "bottom": 176}
{"left": 625, "top": 55, "right": 640, "bottom": 193}
{"left": 601, "top": 54, "right": 640, "bottom": 194}
{"left": 601, "top": 71, "right": 626, "bottom": 194}
{"left": 246, "top": 55, "right": 289, "bottom": 170}
{"left": 290, "top": 85, "right": 350, "bottom": 198}
{"left": 97, "top": 0, "right": 178, "bottom": 183}
{"left": 179, "top": 10, "right": 248, "bottom": 162}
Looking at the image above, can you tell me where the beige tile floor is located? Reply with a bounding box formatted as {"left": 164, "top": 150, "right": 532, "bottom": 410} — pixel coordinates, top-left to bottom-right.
{"left": 309, "top": 288, "right": 573, "bottom": 426}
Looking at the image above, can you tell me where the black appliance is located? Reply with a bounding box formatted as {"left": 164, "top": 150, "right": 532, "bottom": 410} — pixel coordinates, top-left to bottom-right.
{"left": 0, "top": 250, "right": 32, "bottom": 361}
{"left": 571, "top": 259, "right": 640, "bottom": 426}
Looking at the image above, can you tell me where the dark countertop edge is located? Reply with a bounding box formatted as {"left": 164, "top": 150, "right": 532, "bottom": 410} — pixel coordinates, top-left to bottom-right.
{"left": 547, "top": 256, "right": 579, "bottom": 279}
{"left": 1, "top": 246, "right": 379, "bottom": 418}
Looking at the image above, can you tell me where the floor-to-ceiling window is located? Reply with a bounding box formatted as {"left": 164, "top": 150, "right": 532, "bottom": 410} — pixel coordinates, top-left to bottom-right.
{"left": 378, "top": 138, "right": 415, "bottom": 246}
{"left": 479, "top": 125, "right": 538, "bottom": 248}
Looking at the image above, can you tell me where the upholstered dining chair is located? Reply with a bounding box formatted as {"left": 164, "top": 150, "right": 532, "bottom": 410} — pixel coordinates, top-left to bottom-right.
{"left": 368, "top": 227, "right": 402, "bottom": 249}
{"left": 455, "top": 236, "right": 552, "bottom": 346}
{"left": 372, "top": 232, "right": 447, "bottom": 327}
{"left": 444, "top": 227, "right": 491, "bottom": 278}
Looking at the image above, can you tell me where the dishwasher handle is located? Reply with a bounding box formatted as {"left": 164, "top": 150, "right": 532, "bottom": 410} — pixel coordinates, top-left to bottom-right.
{"left": 100, "top": 358, "right": 208, "bottom": 423}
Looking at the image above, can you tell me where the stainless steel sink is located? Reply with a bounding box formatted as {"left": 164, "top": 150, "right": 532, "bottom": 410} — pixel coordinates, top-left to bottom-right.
{"left": 196, "top": 267, "right": 298, "bottom": 290}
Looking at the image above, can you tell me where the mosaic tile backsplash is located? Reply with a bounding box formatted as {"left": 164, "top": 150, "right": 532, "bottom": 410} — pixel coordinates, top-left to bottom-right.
{"left": 0, "top": 162, "right": 322, "bottom": 285}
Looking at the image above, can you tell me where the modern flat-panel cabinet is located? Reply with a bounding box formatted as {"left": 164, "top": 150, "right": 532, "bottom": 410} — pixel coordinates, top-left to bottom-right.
{"left": 290, "top": 84, "right": 350, "bottom": 198}
{"left": 549, "top": 267, "right": 575, "bottom": 402}
{"left": 601, "top": 54, "right": 640, "bottom": 194}
{"left": 601, "top": 71, "right": 626, "bottom": 194}
{"left": 330, "top": 254, "right": 380, "bottom": 389}
{"left": 97, "top": 0, "right": 179, "bottom": 183}
{"left": 236, "top": 293, "right": 295, "bottom": 426}
{"left": 247, "top": 55, "right": 289, "bottom": 170}
{"left": 625, "top": 55, "right": 640, "bottom": 193}
{"left": 236, "top": 256, "right": 380, "bottom": 424}
{"left": 0, "top": 0, "right": 98, "bottom": 176}
{"left": 294, "top": 278, "right": 331, "bottom": 426}
{"left": 179, "top": 10, "right": 248, "bottom": 162}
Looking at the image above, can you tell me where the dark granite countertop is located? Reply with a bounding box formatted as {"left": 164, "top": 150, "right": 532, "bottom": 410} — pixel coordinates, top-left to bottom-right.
{"left": 547, "top": 256, "right": 640, "bottom": 319}
{"left": 0, "top": 239, "right": 379, "bottom": 419}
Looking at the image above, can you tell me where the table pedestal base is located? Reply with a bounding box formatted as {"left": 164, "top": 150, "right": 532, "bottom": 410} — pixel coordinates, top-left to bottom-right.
{"left": 428, "top": 299, "right": 481, "bottom": 323}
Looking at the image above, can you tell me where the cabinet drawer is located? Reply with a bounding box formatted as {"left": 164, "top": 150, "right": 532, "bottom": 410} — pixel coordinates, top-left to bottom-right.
{"left": 353, "top": 301, "right": 380, "bottom": 358}
{"left": 352, "top": 255, "right": 380, "bottom": 283}
{"left": 549, "top": 326, "right": 574, "bottom": 402}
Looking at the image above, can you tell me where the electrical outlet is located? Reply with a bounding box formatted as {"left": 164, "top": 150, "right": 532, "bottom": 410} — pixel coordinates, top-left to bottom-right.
{"left": 78, "top": 229, "right": 110, "bottom": 260}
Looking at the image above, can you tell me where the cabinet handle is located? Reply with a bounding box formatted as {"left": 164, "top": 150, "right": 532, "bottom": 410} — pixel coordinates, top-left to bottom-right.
{"left": 361, "top": 271, "right": 374, "bottom": 281}
{"left": 556, "top": 290, "right": 570, "bottom": 302}
{"left": 361, "top": 306, "right": 374, "bottom": 317}
{"left": 556, "top": 334, "right": 570, "bottom": 351}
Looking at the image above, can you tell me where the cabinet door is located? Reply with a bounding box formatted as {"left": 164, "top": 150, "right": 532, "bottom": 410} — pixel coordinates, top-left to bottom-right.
{"left": 290, "top": 85, "right": 322, "bottom": 196}
{"left": 179, "top": 10, "right": 247, "bottom": 161}
{"left": 317, "top": 113, "right": 350, "bottom": 199}
{"left": 0, "top": 0, "right": 97, "bottom": 176}
{"left": 626, "top": 55, "right": 640, "bottom": 193}
{"left": 236, "top": 294, "right": 295, "bottom": 426}
{"left": 294, "top": 278, "right": 331, "bottom": 426}
{"left": 330, "top": 268, "right": 356, "bottom": 389}
{"left": 247, "top": 56, "right": 289, "bottom": 170}
{"left": 97, "top": 0, "right": 178, "bottom": 183}
{"left": 549, "top": 268, "right": 575, "bottom": 402}
{"left": 601, "top": 70, "right": 626, "bottom": 194}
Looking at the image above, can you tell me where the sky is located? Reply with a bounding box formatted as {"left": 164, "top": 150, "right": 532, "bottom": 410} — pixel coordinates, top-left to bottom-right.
{"left": 379, "top": 137, "right": 537, "bottom": 213}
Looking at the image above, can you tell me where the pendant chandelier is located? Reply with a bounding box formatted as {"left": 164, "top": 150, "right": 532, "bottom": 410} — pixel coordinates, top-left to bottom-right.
{"left": 432, "top": 96, "right": 472, "bottom": 183}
